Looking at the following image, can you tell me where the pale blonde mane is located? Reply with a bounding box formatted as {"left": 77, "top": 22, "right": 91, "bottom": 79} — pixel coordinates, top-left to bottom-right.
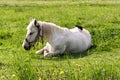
{"left": 39, "top": 22, "right": 67, "bottom": 37}
{"left": 41, "top": 22, "right": 65, "bottom": 33}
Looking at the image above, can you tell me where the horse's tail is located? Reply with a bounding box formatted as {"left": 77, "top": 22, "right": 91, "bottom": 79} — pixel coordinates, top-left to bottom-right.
{"left": 75, "top": 25, "right": 83, "bottom": 30}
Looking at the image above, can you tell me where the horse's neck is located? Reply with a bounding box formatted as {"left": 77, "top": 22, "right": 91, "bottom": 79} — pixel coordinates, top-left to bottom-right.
{"left": 42, "top": 22, "right": 64, "bottom": 43}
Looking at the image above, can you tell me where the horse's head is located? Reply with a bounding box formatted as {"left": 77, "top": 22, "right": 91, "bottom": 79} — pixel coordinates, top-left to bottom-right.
{"left": 22, "top": 19, "right": 42, "bottom": 50}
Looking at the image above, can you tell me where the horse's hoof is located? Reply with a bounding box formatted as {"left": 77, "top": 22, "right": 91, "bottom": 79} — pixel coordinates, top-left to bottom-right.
{"left": 44, "top": 53, "right": 52, "bottom": 57}
{"left": 35, "top": 50, "right": 43, "bottom": 55}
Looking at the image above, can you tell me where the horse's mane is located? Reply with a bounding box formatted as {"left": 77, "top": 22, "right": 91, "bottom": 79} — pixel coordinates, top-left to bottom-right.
{"left": 40, "top": 22, "right": 66, "bottom": 34}
{"left": 42, "top": 22, "right": 61, "bottom": 29}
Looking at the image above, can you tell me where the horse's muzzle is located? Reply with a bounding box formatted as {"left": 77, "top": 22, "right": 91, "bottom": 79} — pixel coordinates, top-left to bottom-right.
{"left": 23, "top": 45, "right": 31, "bottom": 50}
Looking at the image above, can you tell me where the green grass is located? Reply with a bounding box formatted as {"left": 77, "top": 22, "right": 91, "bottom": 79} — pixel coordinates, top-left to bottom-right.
{"left": 0, "top": 0, "right": 120, "bottom": 80}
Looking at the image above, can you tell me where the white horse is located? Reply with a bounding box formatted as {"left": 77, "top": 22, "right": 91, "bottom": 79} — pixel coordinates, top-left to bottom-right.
{"left": 22, "top": 19, "right": 92, "bottom": 57}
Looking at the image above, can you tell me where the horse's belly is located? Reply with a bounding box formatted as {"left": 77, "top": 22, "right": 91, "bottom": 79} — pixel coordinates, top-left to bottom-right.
{"left": 66, "top": 43, "right": 87, "bottom": 53}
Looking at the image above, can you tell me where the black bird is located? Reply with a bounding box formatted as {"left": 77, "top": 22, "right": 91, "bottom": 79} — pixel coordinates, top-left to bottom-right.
{"left": 75, "top": 25, "right": 83, "bottom": 30}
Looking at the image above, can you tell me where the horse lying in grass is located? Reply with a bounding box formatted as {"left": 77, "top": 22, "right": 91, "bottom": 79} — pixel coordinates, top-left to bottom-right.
{"left": 22, "top": 19, "right": 92, "bottom": 57}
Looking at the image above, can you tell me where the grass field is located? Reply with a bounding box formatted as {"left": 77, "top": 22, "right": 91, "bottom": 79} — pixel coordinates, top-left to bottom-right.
{"left": 0, "top": 0, "right": 120, "bottom": 80}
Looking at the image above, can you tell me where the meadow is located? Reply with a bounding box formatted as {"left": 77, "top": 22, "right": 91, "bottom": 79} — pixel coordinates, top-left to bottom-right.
{"left": 0, "top": 0, "right": 120, "bottom": 80}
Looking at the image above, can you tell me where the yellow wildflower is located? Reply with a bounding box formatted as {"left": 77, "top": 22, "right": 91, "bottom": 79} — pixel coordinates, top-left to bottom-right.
{"left": 59, "top": 71, "right": 64, "bottom": 75}
{"left": 12, "top": 74, "right": 15, "bottom": 77}
{"left": 39, "top": 77, "right": 42, "bottom": 80}
{"left": 1, "top": 75, "right": 5, "bottom": 79}
{"left": 76, "top": 64, "right": 81, "bottom": 67}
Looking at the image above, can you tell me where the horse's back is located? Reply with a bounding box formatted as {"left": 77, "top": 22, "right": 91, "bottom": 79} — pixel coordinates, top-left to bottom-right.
{"left": 65, "top": 28, "right": 91, "bottom": 53}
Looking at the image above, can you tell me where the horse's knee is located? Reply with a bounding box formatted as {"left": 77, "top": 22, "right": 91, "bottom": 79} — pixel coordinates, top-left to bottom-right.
{"left": 43, "top": 49, "right": 51, "bottom": 57}
{"left": 44, "top": 53, "right": 52, "bottom": 57}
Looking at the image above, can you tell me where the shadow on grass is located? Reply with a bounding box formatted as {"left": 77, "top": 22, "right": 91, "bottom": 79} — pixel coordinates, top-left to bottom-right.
{"left": 0, "top": 62, "right": 5, "bottom": 67}
{"left": 31, "top": 45, "right": 97, "bottom": 61}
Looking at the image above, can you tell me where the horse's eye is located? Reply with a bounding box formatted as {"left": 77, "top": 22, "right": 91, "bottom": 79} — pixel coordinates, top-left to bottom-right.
{"left": 29, "top": 32, "right": 34, "bottom": 35}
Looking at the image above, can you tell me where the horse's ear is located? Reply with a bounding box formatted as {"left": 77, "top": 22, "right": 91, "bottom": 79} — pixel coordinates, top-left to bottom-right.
{"left": 34, "top": 19, "right": 39, "bottom": 27}
{"left": 34, "top": 19, "right": 37, "bottom": 26}
{"left": 30, "top": 18, "right": 34, "bottom": 22}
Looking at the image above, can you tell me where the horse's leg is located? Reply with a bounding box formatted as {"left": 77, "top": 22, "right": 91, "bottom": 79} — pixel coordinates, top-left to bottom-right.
{"left": 44, "top": 45, "right": 66, "bottom": 57}
{"left": 44, "top": 43, "right": 54, "bottom": 57}
{"left": 36, "top": 42, "right": 49, "bottom": 54}
{"left": 44, "top": 49, "right": 52, "bottom": 57}
{"left": 36, "top": 48, "right": 44, "bottom": 54}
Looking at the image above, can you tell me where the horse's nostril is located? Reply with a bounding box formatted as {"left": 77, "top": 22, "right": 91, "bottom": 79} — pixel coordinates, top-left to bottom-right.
{"left": 24, "top": 45, "right": 31, "bottom": 50}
